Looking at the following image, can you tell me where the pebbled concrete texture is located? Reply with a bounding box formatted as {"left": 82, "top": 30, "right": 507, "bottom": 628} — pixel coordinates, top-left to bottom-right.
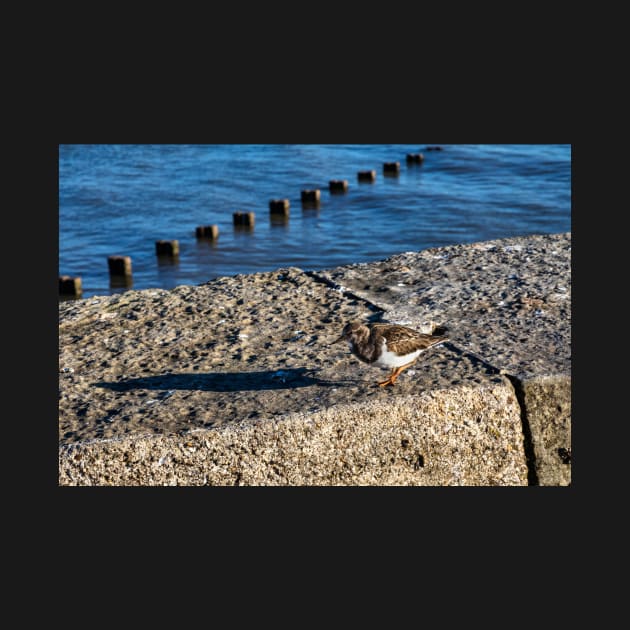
{"left": 59, "top": 385, "right": 526, "bottom": 486}
{"left": 518, "top": 376, "right": 571, "bottom": 486}
{"left": 316, "top": 232, "right": 571, "bottom": 485}
{"left": 58, "top": 233, "right": 570, "bottom": 486}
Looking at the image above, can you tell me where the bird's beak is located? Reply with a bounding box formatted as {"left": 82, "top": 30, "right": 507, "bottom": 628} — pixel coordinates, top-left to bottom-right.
{"left": 333, "top": 334, "right": 345, "bottom": 344}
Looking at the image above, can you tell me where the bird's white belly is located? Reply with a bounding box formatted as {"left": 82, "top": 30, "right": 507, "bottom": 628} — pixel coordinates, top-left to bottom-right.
{"left": 373, "top": 341, "right": 422, "bottom": 369}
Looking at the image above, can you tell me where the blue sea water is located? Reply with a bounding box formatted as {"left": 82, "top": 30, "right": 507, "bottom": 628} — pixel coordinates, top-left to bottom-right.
{"left": 59, "top": 144, "right": 571, "bottom": 299}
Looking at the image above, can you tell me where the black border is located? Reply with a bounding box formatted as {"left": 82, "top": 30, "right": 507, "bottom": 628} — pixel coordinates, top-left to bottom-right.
{"left": 46, "top": 69, "right": 577, "bottom": 572}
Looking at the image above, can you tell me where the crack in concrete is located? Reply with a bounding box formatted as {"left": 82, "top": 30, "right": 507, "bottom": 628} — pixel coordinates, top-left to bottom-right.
{"left": 442, "top": 337, "right": 540, "bottom": 486}
{"left": 503, "top": 374, "right": 539, "bottom": 486}
{"left": 440, "top": 342, "right": 501, "bottom": 376}
{"left": 424, "top": 342, "right": 540, "bottom": 486}
{"left": 441, "top": 343, "right": 540, "bottom": 486}
{"left": 304, "top": 270, "right": 385, "bottom": 319}
{"left": 307, "top": 269, "right": 540, "bottom": 485}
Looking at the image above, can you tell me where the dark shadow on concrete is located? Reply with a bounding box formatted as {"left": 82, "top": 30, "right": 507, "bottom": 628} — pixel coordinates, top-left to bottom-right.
{"left": 93, "top": 367, "right": 348, "bottom": 393}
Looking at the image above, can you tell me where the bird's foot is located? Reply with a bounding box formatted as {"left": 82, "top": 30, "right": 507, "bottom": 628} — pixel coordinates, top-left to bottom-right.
{"left": 378, "top": 377, "right": 396, "bottom": 387}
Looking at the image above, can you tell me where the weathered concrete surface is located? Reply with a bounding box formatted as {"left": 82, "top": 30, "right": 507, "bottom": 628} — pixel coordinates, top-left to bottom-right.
{"left": 58, "top": 233, "right": 570, "bottom": 486}
{"left": 518, "top": 376, "right": 571, "bottom": 486}
{"left": 59, "top": 386, "right": 527, "bottom": 486}
{"left": 316, "top": 232, "right": 572, "bottom": 485}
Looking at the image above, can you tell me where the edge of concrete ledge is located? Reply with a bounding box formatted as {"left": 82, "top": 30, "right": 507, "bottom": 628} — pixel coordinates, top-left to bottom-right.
{"left": 59, "top": 382, "right": 529, "bottom": 486}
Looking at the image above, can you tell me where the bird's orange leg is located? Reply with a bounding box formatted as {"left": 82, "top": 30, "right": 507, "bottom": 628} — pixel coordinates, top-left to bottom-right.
{"left": 378, "top": 360, "right": 417, "bottom": 387}
{"left": 378, "top": 370, "right": 396, "bottom": 387}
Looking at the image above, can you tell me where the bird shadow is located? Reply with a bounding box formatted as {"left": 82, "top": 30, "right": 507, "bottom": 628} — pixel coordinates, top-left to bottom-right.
{"left": 93, "top": 367, "right": 349, "bottom": 393}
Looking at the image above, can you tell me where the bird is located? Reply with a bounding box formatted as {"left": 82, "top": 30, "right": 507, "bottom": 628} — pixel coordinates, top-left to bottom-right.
{"left": 334, "top": 321, "right": 448, "bottom": 387}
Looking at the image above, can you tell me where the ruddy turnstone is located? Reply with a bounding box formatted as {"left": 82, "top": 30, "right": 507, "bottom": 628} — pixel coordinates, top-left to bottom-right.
{"left": 335, "top": 321, "right": 448, "bottom": 387}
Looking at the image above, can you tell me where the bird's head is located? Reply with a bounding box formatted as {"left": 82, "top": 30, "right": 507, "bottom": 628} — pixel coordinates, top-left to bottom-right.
{"left": 333, "top": 321, "right": 367, "bottom": 344}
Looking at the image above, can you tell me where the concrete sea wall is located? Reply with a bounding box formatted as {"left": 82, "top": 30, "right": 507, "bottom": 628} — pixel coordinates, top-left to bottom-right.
{"left": 58, "top": 232, "right": 571, "bottom": 486}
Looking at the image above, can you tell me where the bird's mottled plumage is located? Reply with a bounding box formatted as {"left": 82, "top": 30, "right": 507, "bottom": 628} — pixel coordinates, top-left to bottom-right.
{"left": 335, "top": 321, "right": 448, "bottom": 386}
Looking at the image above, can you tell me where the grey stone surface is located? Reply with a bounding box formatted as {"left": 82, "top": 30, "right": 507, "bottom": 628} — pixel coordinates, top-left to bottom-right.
{"left": 58, "top": 233, "right": 571, "bottom": 486}
{"left": 315, "top": 232, "right": 571, "bottom": 381}
{"left": 316, "top": 232, "right": 572, "bottom": 485}
{"left": 520, "top": 376, "right": 571, "bottom": 485}
{"left": 58, "top": 268, "right": 501, "bottom": 446}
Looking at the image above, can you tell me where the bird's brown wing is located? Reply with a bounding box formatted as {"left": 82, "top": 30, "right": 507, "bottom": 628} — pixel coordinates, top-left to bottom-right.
{"left": 371, "top": 324, "right": 448, "bottom": 356}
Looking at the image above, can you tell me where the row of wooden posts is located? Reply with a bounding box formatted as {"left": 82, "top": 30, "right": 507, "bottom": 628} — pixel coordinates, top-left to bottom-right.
{"left": 60, "top": 150, "right": 438, "bottom": 297}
